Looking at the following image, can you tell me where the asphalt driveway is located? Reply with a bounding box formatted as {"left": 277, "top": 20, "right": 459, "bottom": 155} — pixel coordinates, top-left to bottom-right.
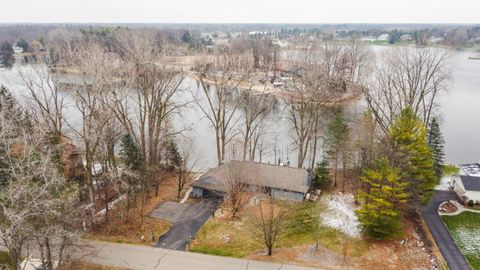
{"left": 156, "top": 199, "right": 219, "bottom": 250}
{"left": 422, "top": 190, "right": 471, "bottom": 270}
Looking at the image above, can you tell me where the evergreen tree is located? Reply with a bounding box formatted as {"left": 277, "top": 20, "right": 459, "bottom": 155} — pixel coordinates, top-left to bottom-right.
{"left": 119, "top": 133, "right": 144, "bottom": 172}
{"left": 166, "top": 140, "right": 182, "bottom": 170}
{"left": 16, "top": 39, "right": 29, "bottom": 52}
{"left": 388, "top": 108, "right": 436, "bottom": 204}
{"left": 325, "top": 112, "right": 348, "bottom": 187}
{"left": 0, "top": 41, "right": 14, "bottom": 68}
{"left": 356, "top": 158, "right": 408, "bottom": 240}
{"left": 0, "top": 85, "right": 29, "bottom": 187}
{"left": 313, "top": 160, "right": 329, "bottom": 189}
{"left": 427, "top": 117, "right": 445, "bottom": 181}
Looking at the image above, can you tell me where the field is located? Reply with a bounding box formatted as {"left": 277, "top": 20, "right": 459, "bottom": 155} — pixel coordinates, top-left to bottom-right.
{"left": 442, "top": 212, "right": 480, "bottom": 270}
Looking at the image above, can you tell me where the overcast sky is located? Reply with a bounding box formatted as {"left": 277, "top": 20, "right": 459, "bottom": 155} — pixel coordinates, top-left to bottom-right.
{"left": 1, "top": 0, "right": 479, "bottom": 24}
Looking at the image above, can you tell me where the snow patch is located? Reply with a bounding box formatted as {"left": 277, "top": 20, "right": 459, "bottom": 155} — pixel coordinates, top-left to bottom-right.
{"left": 452, "top": 227, "right": 480, "bottom": 255}
{"left": 435, "top": 176, "right": 452, "bottom": 191}
{"left": 321, "top": 193, "right": 361, "bottom": 238}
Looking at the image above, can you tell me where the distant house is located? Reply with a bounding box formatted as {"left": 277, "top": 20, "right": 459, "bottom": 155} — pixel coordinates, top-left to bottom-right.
{"left": 12, "top": 46, "right": 23, "bottom": 54}
{"left": 400, "top": 34, "right": 413, "bottom": 41}
{"left": 190, "top": 160, "right": 311, "bottom": 202}
{"left": 450, "top": 162, "right": 480, "bottom": 203}
{"left": 377, "top": 33, "right": 389, "bottom": 41}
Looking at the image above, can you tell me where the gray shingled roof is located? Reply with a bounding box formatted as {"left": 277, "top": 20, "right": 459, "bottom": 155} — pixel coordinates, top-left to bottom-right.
{"left": 191, "top": 161, "right": 310, "bottom": 194}
{"left": 460, "top": 175, "right": 480, "bottom": 191}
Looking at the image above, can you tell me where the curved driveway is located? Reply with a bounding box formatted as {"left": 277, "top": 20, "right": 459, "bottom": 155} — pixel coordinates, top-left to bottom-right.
{"left": 422, "top": 190, "right": 471, "bottom": 270}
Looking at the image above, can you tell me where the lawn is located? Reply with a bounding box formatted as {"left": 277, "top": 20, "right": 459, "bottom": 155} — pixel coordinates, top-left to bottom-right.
{"left": 442, "top": 212, "right": 480, "bottom": 270}
{"left": 190, "top": 201, "right": 368, "bottom": 259}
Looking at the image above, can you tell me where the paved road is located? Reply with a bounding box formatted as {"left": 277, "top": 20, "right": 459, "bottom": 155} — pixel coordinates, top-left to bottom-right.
{"left": 422, "top": 190, "right": 471, "bottom": 270}
{"left": 156, "top": 199, "right": 219, "bottom": 250}
{"left": 83, "top": 240, "right": 321, "bottom": 270}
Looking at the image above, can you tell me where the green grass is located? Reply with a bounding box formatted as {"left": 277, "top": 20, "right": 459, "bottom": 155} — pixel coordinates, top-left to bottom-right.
{"left": 190, "top": 201, "right": 369, "bottom": 258}
{"left": 189, "top": 217, "right": 261, "bottom": 258}
{"left": 442, "top": 212, "right": 480, "bottom": 270}
{"left": 0, "top": 251, "right": 12, "bottom": 269}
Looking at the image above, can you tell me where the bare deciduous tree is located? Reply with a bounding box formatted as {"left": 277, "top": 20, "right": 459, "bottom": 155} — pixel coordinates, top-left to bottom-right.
{"left": 223, "top": 162, "right": 249, "bottom": 218}
{"left": 0, "top": 104, "right": 83, "bottom": 270}
{"left": 248, "top": 195, "right": 285, "bottom": 256}
{"left": 364, "top": 47, "right": 451, "bottom": 132}
{"left": 238, "top": 89, "right": 272, "bottom": 161}
{"left": 194, "top": 52, "right": 247, "bottom": 165}
{"left": 112, "top": 30, "right": 185, "bottom": 196}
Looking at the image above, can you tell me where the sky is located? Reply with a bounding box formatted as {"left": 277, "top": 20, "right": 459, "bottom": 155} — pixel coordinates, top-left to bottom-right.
{"left": 1, "top": 0, "right": 479, "bottom": 24}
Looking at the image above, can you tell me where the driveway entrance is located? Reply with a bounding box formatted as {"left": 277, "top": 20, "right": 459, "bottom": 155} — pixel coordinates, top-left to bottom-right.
{"left": 154, "top": 199, "right": 219, "bottom": 250}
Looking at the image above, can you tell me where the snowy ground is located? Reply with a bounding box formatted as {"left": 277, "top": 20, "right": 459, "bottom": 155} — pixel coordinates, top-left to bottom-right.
{"left": 452, "top": 227, "right": 480, "bottom": 256}
{"left": 320, "top": 193, "right": 361, "bottom": 238}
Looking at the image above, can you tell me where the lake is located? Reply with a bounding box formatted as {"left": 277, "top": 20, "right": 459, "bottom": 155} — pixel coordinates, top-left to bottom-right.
{"left": 0, "top": 48, "right": 479, "bottom": 169}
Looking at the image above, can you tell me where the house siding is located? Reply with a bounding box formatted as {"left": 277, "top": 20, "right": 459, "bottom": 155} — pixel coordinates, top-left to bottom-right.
{"left": 463, "top": 191, "right": 480, "bottom": 203}
{"left": 271, "top": 188, "right": 305, "bottom": 202}
{"left": 192, "top": 187, "right": 204, "bottom": 198}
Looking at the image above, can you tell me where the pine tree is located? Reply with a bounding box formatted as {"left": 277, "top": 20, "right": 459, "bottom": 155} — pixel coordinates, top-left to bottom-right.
{"left": 119, "top": 133, "right": 145, "bottom": 223}
{"left": 313, "top": 160, "right": 329, "bottom": 189}
{"left": 388, "top": 108, "right": 436, "bottom": 204}
{"left": 166, "top": 140, "right": 182, "bottom": 170}
{"left": 0, "top": 85, "right": 29, "bottom": 187}
{"left": 325, "top": 112, "right": 348, "bottom": 187}
{"left": 427, "top": 117, "right": 445, "bottom": 181}
{"left": 356, "top": 158, "right": 408, "bottom": 240}
{"left": 119, "top": 133, "right": 144, "bottom": 172}
{"left": 0, "top": 41, "right": 14, "bottom": 68}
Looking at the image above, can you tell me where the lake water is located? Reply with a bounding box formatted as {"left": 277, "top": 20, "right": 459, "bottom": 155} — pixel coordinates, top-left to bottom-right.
{"left": 0, "top": 48, "right": 479, "bottom": 169}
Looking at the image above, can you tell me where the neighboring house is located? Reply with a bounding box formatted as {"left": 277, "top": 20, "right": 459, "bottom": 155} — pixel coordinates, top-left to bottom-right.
{"left": 191, "top": 160, "right": 311, "bottom": 202}
{"left": 12, "top": 46, "right": 23, "bottom": 54}
{"left": 377, "top": 33, "right": 389, "bottom": 41}
{"left": 450, "top": 162, "right": 480, "bottom": 203}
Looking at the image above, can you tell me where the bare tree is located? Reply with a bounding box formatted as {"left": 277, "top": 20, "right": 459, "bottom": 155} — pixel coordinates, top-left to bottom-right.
{"left": 111, "top": 30, "right": 185, "bottom": 197}
{"left": 68, "top": 42, "right": 118, "bottom": 208}
{"left": 286, "top": 39, "right": 372, "bottom": 168}
{"left": 248, "top": 195, "right": 285, "bottom": 256}
{"left": 364, "top": 47, "right": 451, "bottom": 132}
{"left": 285, "top": 43, "right": 333, "bottom": 168}
{"left": 238, "top": 89, "right": 272, "bottom": 161}
{"left": 19, "top": 64, "right": 66, "bottom": 139}
{"left": 0, "top": 104, "right": 83, "bottom": 270}
{"left": 193, "top": 51, "right": 247, "bottom": 165}
{"left": 175, "top": 138, "right": 198, "bottom": 199}
{"left": 223, "top": 162, "right": 249, "bottom": 218}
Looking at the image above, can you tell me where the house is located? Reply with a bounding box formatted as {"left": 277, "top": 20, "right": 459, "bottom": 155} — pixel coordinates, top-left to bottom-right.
{"left": 377, "top": 33, "right": 389, "bottom": 41}
{"left": 190, "top": 160, "right": 311, "bottom": 202}
{"left": 450, "top": 162, "right": 480, "bottom": 203}
{"left": 12, "top": 46, "right": 23, "bottom": 54}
